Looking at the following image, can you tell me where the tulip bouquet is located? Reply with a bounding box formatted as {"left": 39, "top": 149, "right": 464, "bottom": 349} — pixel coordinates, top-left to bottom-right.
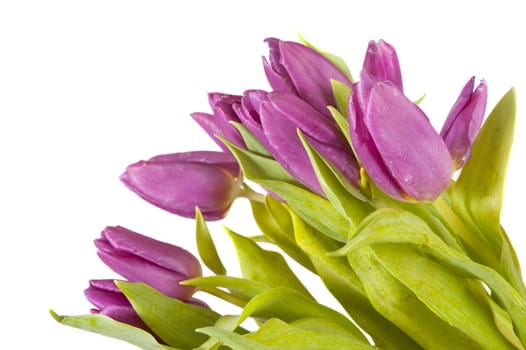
{"left": 51, "top": 37, "right": 526, "bottom": 350}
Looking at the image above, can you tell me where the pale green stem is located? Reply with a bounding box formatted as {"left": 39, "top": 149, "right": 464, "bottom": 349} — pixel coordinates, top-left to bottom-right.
{"left": 239, "top": 185, "right": 266, "bottom": 203}
{"left": 433, "top": 195, "right": 500, "bottom": 270}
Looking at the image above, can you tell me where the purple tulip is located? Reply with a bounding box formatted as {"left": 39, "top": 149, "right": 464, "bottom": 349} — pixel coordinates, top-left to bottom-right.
{"left": 191, "top": 93, "right": 245, "bottom": 152}
{"left": 120, "top": 151, "right": 242, "bottom": 220}
{"left": 362, "top": 39, "right": 403, "bottom": 92}
{"left": 261, "top": 91, "right": 360, "bottom": 195}
{"left": 440, "top": 77, "right": 487, "bottom": 169}
{"left": 85, "top": 279, "right": 150, "bottom": 330}
{"left": 85, "top": 279, "right": 208, "bottom": 335}
{"left": 95, "top": 226, "right": 202, "bottom": 299}
{"left": 232, "top": 89, "right": 270, "bottom": 149}
{"left": 263, "top": 38, "right": 352, "bottom": 118}
{"left": 348, "top": 81, "right": 452, "bottom": 201}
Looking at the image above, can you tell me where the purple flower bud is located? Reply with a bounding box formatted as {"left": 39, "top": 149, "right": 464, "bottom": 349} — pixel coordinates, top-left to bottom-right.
{"left": 191, "top": 93, "right": 245, "bottom": 151}
{"left": 84, "top": 279, "right": 150, "bottom": 330}
{"left": 233, "top": 89, "right": 270, "bottom": 149}
{"left": 85, "top": 279, "right": 208, "bottom": 338}
{"left": 261, "top": 92, "right": 360, "bottom": 195}
{"left": 349, "top": 81, "right": 452, "bottom": 201}
{"left": 440, "top": 77, "right": 487, "bottom": 169}
{"left": 95, "top": 226, "right": 202, "bottom": 299}
{"left": 120, "top": 151, "right": 242, "bottom": 220}
{"left": 263, "top": 38, "right": 352, "bottom": 118}
{"left": 362, "top": 40, "right": 403, "bottom": 91}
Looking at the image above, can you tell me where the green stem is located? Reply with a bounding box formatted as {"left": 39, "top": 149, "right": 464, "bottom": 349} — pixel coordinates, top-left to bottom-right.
{"left": 239, "top": 185, "right": 266, "bottom": 203}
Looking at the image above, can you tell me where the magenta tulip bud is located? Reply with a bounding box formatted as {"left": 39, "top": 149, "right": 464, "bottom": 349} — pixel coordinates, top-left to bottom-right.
{"left": 191, "top": 93, "right": 245, "bottom": 152}
{"left": 263, "top": 38, "right": 352, "bottom": 118}
{"left": 349, "top": 81, "right": 452, "bottom": 201}
{"left": 232, "top": 89, "right": 270, "bottom": 149}
{"left": 120, "top": 151, "right": 242, "bottom": 221}
{"left": 440, "top": 77, "right": 487, "bottom": 169}
{"left": 362, "top": 39, "right": 403, "bottom": 91}
{"left": 95, "top": 226, "right": 202, "bottom": 299}
{"left": 84, "top": 279, "right": 149, "bottom": 330}
{"left": 261, "top": 92, "right": 360, "bottom": 195}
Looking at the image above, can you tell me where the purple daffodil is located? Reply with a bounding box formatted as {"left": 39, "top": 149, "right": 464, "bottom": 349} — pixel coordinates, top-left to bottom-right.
{"left": 263, "top": 38, "right": 352, "bottom": 118}
{"left": 121, "top": 151, "right": 242, "bottom": 220}
{"left": 95, "top": 226, "right": 202, "bottom": 299}
{"left": 261, "top": 91, "right": 360, "bottom": 195}
{"left": 440, "top": 77, "right": 488, "bottom": 169}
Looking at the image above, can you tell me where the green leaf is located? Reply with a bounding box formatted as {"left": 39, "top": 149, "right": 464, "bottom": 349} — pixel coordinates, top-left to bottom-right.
{"left": 220, "top": 137, "right": 300, "bottom": 185}
{"left": 50, "top": 310, "right": 177, "bottom": 350}
{"left": 467, "top": 279, "right": 525, "bottom": 350}
{"left": 257, "top": 179, "right": 350, "bottom": 242}
{"left": 334, "top": 208, "right": 526, "bottom": 346}
{"left": 230, "top": 121, "right": 272, "bottom": 157}
{"left": 237, "top": 287, "right": 368, "bottom": 342}
{"left": 451, "top": 88, "right": 516, "bottom": 255}
{"left": 198, "top": 326, "right": 273, "bottom": 350}
{"left": 347, "top": 246, "right": 486, "bottom": 350}
{"left": 250, "top": 196, "right": 315, "bottom": 272}
{"left": 116, "top": 281, "right": 221, "bottom": 348}
{"left": 298, "top": 34, "right": 354, "bottom": 81}
{"left": 226, "top": 228, "right": 313, "bottom": 299}
{"left": 183, "top": 275, "right": 269, "bottom": 303}
{"left": 290, "top": 211, "right": 422, "bottom": 350}
{"left": 328, "top": 105, "right": 353, "bottom": 146}
{"left": 372, "top": 244, "right": 515, "bottom": 349}
{"left": 246, "top": 318, "right": 376, "bottom": 350}
{"left": 414, "top": 93, "right": 426, "bottom": 105}
{"left": 196, "top": 208, "right": 226, "bottom": 275}
{"left": 298, "top": 130, "right": 372, "bottom": 228}
{"left": 331, "top": 79, "right": 352, "bottom": 118}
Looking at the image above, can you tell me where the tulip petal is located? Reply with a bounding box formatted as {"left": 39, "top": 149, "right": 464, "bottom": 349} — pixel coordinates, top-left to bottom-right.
{"left": 101, "top": 226, "right": 202, "bottom": 279}
{"left": 260, "top": 100, "right": 323, "bottom": 195}
{"left": 85, "top": 280, "right": 130, "bottom": 309}
{"left": 441, "top": 78, "right": 487, "bottom": 168}
{"left": 362, "top": 40, "right": 403, "bottom": 91}
{"left": 264, "top": 38, "right": 351, "bottom": 118}
{"left": 348, "top": 83, "right": 404, "bottom": 198}
{"left": 268, "top": 92, "right": 345, "bottom": 145}
{"left": 365, "top": 82, "right": 452, "bottom": 200}
{"left": 148, "top": 151, "right": 240, "bottom": 177}
{"left": 121, "top": 160, "right": 239, "bottom": 220}
{"left": 278, "top": 40, "right": 352, "bottom": 117}
{"left": 191, "top": 112, "right": 244, "bottom": 151}
{"left": 96, "top": 248, "right": 194, "bottom": 299}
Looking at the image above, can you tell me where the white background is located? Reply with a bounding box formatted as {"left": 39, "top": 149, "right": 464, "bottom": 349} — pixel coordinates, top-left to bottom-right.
{"left": 1, "top": 1, "right": 525, "bottom": 349}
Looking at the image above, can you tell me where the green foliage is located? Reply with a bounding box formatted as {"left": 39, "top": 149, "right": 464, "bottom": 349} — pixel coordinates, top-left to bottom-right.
{"left": 196, "top": 208, "right": 227, "bottom": 275}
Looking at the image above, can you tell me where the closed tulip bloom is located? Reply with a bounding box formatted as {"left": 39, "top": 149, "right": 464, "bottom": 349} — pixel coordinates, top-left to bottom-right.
{"left": 440, "top": 77, "right": 487, "bottom": 169}
{"left": 263, "top": 38, "right": 352, "bottom": 118}
{"left": 232, "top": 89, "right": 270, "bottom": 149}
{"left": 261, "top": 92, "right": 360, "bottom": 195}
{"left": 84, "top": 279, "right": 149, "bottom": 330}
{"left": 362, "top": 39, "right": 403, "bottom": 91}
{"left": 348, "top": 81, "right": 452, "bottom": 201}
{"left": 95, "top": 226, "right": 202, "bottom": 299}
{"left": 191, "top": 93, "right": 245, "bottom": 152}
{"left": 120, "top": 151, "right": 242, "bottom": 220}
